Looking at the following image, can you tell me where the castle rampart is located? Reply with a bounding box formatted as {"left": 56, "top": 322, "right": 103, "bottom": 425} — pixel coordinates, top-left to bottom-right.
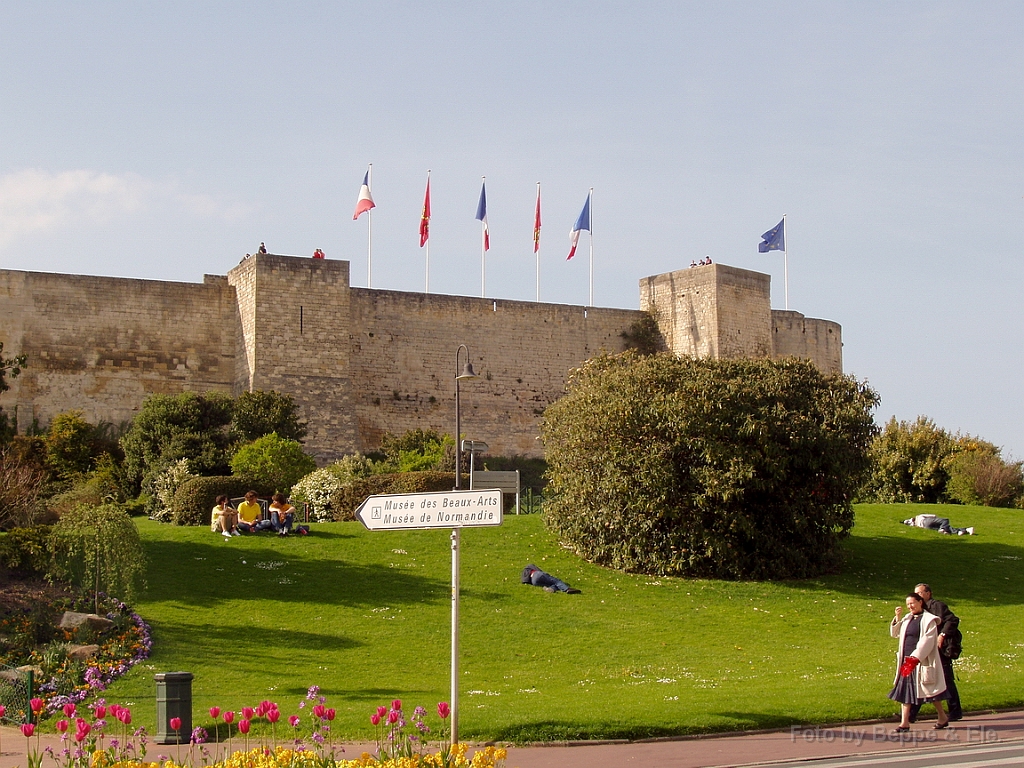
{"left": 0, "top": 257, "right": 842, "bottom": 462}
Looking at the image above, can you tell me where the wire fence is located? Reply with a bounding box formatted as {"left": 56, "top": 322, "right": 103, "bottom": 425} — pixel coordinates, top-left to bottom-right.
{"left": 0, "top": 663, "right": 32, "bottom": 724}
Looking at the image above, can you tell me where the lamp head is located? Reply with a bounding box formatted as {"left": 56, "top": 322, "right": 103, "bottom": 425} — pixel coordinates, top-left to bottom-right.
{"left": 456, "top": 361, "right": 479, "bottom": 381}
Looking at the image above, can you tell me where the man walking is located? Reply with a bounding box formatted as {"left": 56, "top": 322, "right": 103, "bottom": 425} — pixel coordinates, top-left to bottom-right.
{"left": 911, "top": 583, "right": 963, "bottom": 722}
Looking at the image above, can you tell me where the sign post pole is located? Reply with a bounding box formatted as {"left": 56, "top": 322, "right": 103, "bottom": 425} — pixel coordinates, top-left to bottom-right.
{"left": 450, "top": 527, "right": 460, "bottom": 744}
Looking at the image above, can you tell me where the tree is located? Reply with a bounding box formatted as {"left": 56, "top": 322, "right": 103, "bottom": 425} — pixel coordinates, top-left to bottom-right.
{"left": 946, "top": 444, "right": 1023, "bottom": 508}
{"left": 230, "top": 433, "right": 316, "bottom": 494}
{"left": 45, "top": 411, "right": 96, "bottom": 480}
{"left": 119, "top": 392, "right": 235, "bottom": 496}
{"left": 860, "top": 416, "right": 956, "bottom": 503}
{"left": 49, "top": 504, "right": 147, "bottom": 609}
{"left": 231, "top": 390, "right": 308, "bottom": 444}
{"left": 540, "top": 353, "right": 879, "bottom": 580}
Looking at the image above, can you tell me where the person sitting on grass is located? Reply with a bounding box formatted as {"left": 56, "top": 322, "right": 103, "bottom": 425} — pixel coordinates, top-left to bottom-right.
{"left": 237, "top": 491, "right": 269, "bottom": 533}
{"left": 212, "top": 495, "right": 239, "bottom": 538}
{"left": 270, "top": 492, "right": 295, "bottom": 536}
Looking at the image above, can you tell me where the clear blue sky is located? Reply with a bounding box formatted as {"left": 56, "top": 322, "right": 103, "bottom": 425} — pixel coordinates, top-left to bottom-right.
{"left": 2, "top": 1, "right": 1022, "bottom": 458}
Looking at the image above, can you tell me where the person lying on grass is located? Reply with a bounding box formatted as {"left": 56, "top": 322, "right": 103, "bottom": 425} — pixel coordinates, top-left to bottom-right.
{"left": 521, "top": 564, "right": 581, "bottom": 593}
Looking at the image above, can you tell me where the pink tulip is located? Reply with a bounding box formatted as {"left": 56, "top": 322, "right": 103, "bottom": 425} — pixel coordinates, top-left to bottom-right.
{"left": 76, "top": 722, "right": 91, "bottom": 739}
{"left": 370, "top": 713, "right": 381, "bottom": 726}
{"left": 242, "top": 707, "right": 255, "bottom": 720}
{"left": 391, "top": 699, "right": 402, "bottom": 711}
{"left": 238, "top": 719, "right": 251, "bottom": 735}
{"left": 387, "top": 710, "right": 399, "bottom": 724}
{"left": 95, "top": 706, "right": 108, "bottom": 720}
{"left": 312, "top": 704, "right": 326, "bottom": 719}
{"left": 20, "top": 723, "right": 35, "bottom": 738}
{"left": 63, "top": 703, "right": 76, "bottom": 717}
{"left": 56, "top": 719, "right": 69, "bottom": 733}
{"left": 437, "top": 702, "right": 450, "bottom": 719}
{"left": 30, "top": 698, "right": 44, "bottom": 714}
{"left": 325, "top": 708, "right": 336, "bottom": 721}
{"left": 209, "top": 706, "right": 221, "bottom": 719}
{"left": 169, "top": 717, "right": 181, "bottom": 731}
{"left": 223, "top": 711, "right": 235, "bottom": 725}
{"left": 0, "top": 705, "right": 5, "bottom": 718}
{"left": 74, "top": 730, "right": 88, "bottom": 744}
{"left": 119, "top": 711, "right": 132, "bottom": 725}
{"left": 267, "top": 709, "right": 280, "bottom": 724}
{"left": 288, "top": 715, "right": 300, "bottom": 728}
{"left": 376, "top": 706, "right": 387, "bottom": 718}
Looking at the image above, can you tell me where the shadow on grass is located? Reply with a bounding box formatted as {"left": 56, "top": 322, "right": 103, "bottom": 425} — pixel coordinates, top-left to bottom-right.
{"left": 823, "top": 535, "right": 1024, "bottom": 606}
{"left": 486, "top": 711, "right": 804, "bottom": 743}
{"left": 155, "top": 620, "right": 364, "bottom": 653}
{"left": 140, "top": 538, "right": 449, "bottom": 610}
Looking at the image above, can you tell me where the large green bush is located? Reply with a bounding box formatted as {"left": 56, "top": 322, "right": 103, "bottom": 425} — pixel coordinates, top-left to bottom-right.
{"left": 230, "top": 433, "right": 316, "bottom": 494}
{"left": 946, "top": 448, "right": 1024, "bottom": 508}
{"left": 540, "top": 353, "right": 879, "bottom": 580}
{"left": 859, "top": 416, "right": 956, "bottom": 503}
{"left": 332, "top": 471, "right": 456, "bottom": 521}
{"left": 231, "top": 390, "right": 308, "bottom": 444}
{"left": 170, "top": 475, "right": 275, "bottom": 526}
{"left": 0, "top": 525, "right": 53, "bottom": 578}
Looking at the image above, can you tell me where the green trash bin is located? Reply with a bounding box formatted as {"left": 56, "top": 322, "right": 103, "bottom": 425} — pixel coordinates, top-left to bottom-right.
{"left": 155, "top": 672, "right": 193, "bottom": 744}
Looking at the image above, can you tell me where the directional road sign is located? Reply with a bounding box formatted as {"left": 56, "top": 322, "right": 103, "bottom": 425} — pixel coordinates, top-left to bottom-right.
{"left": 353, "top": 489, "right": 503, "bottom": 531}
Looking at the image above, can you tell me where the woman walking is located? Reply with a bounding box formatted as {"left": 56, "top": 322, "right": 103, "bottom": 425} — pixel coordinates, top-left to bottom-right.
{"left": 889, "top": 592, "right": 950, "bottom": 732}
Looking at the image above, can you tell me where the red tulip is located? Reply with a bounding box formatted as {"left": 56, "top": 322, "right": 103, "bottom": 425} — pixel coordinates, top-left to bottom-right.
{"left": 238, "top": 719, "right": 251, "bottom": 735}
{"left": 437, "top": 702, "right": 450, "bottom": 719}
{"left": 0, "top": 705, "right": 5, "bottom": 718}
{"left": 95, "top": 705, "right": 108, "bottom": 720}
{"left": 242, "top": 707, "right": 255, "bottom": 720}
{"left": 370, "top": 713, "right": 381, "bottom": 726}
{"left": 312, "top": 704, "right": 326, "bottom": 719}
{"left": 376, "top": 706, "right": 387, "bottom": 718}
{"left": 63, "top": 703, "right": 76, "bottom": 717}
{"left": 223, "top": 711, "right": 235, "bottom": 725}
{"left": 391, "top": 699, "right": 402, "bottom": 711}
{"left": 30, "top": 698, "right": 44, "bottom": 714}
{"left": 76, "top": 723, "right": 91, "bottom": 740}
{"left": 288, "top": 715, "right": 300, "bottom": 728}
{"left": 387, "top": 710, "right": 399, "bottom": 724}
{"left": 56, "top": 719, "right": 70, "bottom": 733}
{"left": 325, "top": 708, "right": 336, "bottom": 721}
{"left": 267, "top": 709, "right": 280, "bottom": 724}
{"left": 169, "top": 717, "right": 181, "bottom": 731}
{"left": 119, "top": 711, "right": 132, "bottom": 725}
{"left": 209, "top": 706, "right": 221, "bottom": 720}
{"left": 20, "top": 723, "right": 36, "bottom": 738}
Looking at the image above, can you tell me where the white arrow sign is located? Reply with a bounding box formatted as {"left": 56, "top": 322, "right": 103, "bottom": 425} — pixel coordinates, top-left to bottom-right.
{"left": 354, "top": 489, "right": 503, "bottom": 531}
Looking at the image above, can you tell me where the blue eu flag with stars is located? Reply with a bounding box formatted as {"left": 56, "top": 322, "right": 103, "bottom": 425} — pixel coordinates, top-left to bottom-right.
{"left": 758, "top": 218, "right": 785, "bottom": 253}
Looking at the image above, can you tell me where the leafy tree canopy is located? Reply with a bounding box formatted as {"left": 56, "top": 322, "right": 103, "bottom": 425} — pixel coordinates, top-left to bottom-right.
{"left": 231, "top": 390, "right": 308, "bottom": 444}
{"left": 541, "top": 353, "right": 879, "bottom": 580}
{"left": 230, "top": 432, "right": 317, "bottom": 494}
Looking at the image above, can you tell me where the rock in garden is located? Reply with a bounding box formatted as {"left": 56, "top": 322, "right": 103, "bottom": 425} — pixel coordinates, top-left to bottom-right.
{"left": 67, "top": 644, "right": 101, "bottom": 661}
{"left": 59, "top": 612, "right": 114, "bottom": 633}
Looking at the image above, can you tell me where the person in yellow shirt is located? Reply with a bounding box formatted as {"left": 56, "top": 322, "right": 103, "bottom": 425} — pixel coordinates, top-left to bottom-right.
{"left": 211, "top": 495, "right": 239, "bottom": 538}
{"left": 237, "top": 491, "right": 267, "bottom": 533}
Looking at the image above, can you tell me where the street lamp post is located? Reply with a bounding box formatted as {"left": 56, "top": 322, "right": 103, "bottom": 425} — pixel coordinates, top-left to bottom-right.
{"left": 451, "top": 345, "right": 478, "bottom": 745}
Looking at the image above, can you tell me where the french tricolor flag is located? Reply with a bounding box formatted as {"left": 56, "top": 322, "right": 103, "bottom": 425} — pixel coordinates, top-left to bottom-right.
{"left": 567, "top": 191, "right": 591, "bottom": 260}
{"left": 475, "top": 179, "right": 490, "bottom": 251}
{"left": 352, "top": 171, "right": 375, "bottom": 220}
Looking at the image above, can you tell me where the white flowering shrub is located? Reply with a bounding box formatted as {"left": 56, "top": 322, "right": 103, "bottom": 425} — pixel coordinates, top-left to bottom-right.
{"left": 291, "top": 468, "right": 344, "bottom": 522}
{"left": 151, "top": 457, "right": 196, "bottom": 522}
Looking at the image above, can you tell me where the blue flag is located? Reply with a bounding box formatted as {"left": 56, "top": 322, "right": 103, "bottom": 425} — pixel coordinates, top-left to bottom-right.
{"left": 567, "top": 192, "right": 591, "bottom": 260}
{"left": 759, "top": 218, "right": 785, "bottom": 253}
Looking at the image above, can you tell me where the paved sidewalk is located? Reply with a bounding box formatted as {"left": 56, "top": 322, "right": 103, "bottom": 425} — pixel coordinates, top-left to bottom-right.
{"left": 2, "top": 710, "right": 1022, "bottom": 768}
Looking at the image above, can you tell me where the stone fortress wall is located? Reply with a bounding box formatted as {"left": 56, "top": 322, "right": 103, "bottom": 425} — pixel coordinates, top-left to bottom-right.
{"left": 0, "top": 256, "right": 842, "bottom": 462}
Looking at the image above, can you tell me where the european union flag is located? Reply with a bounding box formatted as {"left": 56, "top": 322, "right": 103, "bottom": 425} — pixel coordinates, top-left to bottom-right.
{"left": 758, "top": 218, "right": 785, "bottom": 253}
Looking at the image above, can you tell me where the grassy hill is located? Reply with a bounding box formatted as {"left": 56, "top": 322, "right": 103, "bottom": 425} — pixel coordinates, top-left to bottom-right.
{"left": 105, "top": 503, "right": 1023, "bottom": 742}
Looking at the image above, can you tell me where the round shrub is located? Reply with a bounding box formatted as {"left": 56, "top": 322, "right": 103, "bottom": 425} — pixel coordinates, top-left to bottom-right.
{"left": 229, "top": 433, "right": 316, "bottom": 494}
{"left": 540, "top": 353, "right": 879, "bottom": 580}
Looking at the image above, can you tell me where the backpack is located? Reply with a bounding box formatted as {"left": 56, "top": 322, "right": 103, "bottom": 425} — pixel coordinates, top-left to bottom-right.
{"left": 942, "top": 627, "right": 963, "bottom": 660}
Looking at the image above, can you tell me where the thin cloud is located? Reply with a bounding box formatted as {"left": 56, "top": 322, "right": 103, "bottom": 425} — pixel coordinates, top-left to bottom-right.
{"left": 0, "top": 169, "right": 251, "bottom": 247}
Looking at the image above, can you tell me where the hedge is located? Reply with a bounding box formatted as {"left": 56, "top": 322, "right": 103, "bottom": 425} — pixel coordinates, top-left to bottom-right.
{"left": 170, "top": 475, "right": 275, "bottom": 526}
{"left": 331, "top": 471, "right": 458, "bottom": 521}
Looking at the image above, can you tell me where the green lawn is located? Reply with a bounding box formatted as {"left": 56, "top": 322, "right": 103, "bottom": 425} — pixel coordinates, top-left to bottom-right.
{"left": 105, "top": 503, "right": 1023, "bottom": 743}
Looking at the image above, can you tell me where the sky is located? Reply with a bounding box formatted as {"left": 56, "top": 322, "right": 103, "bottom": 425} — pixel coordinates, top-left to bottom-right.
{"left": 2, "top": 1, "right": 1022, "bottom": 458}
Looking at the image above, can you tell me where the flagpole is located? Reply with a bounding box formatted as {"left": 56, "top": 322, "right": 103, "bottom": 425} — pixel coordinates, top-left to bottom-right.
{"left": 481, "top": 176, "right": 486, "bottom": 298}
{"left": 588, "top": 188, "right": 594, "bottom": 307}
{"left": 535, "top": 182, "right": 541, "bottom": 302}
{"left": 367, "top": 163, "right": 373, "bottom": 288}
{"left": 783, "top": 213, "right": 789, "bottom": 310}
